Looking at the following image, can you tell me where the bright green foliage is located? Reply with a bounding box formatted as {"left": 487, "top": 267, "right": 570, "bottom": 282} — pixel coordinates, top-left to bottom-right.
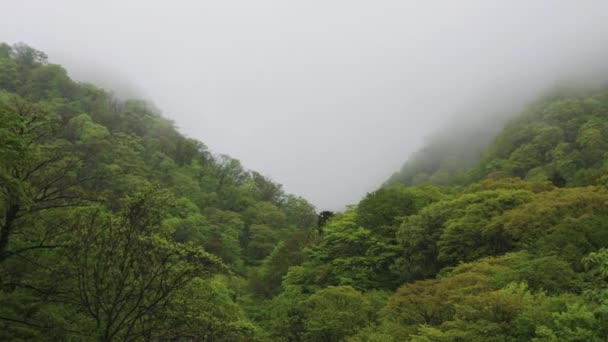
{"left": 4, "top": 42, "right": 608, "bottom": 341}
{"left": 160, "top": 277, "right": 256, "bottom": 341}
{"left": 492, "top": 187, "right": 608, "bottom": 244}
{"left": 250, "top": 229, "right": 315, "bottom": 297}
{"left": 436, "top": 189, "right": 534, "bottom": 264}
{"left": 496, "top": 252, "right": 582, "bottom": 293}
{"left": 471, "top": 89, "right": 608, "bottom": 186}
{"left": 0, "top": 43, "right": 316, "bottom": 341}
{"left": 302, "top": 286, "right": 372, "bottom": 341}
{"left": 61, "top": 188, "right": 227, "bottom": 340}
{"left": 392, "top": 188, "right": 533, "bottom": 282}
{"left": 284, "top": 211, "right": 399, "bottom": 291}
{"left": 289, "top": 211, "right": 380, "bottom": 290}
{"left": 274, "top": 81, "right": 608, "bottom": 339}
{"left": 584, "top": 248, "right": 608, "bottom": 279}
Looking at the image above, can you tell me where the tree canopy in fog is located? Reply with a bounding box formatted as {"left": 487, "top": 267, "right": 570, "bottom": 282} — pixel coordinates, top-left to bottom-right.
{"left": 3, "top": 2, "right": 608, "bottom": 341}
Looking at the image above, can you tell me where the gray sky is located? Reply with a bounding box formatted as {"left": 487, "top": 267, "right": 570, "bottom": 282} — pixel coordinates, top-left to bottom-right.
{"left": 2, "top": 1, "right": 608, "bottom": 210}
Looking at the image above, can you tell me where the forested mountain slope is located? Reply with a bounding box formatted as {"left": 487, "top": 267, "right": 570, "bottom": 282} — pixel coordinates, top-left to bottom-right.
{"left": 386, "top": 82, "right": 608, "bottom": 188}
{"left": 0, "top": 43, "right": 317, "bottom": 340}
{"left": 254, "top": 85, "right": 608, "bottom": 340}
{"left": 2, "top": 43, "right": 608, "bottom": 341}
{"left": 470, "top": 86, "right": 608, "bottom": 186}
{"left": 385, "top": 92, "right": 523, "bottom": 187}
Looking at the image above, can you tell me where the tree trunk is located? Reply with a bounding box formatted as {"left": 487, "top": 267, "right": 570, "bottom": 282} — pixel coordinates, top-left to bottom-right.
{"left": 0, "top": 204, "right": 20, "bottom": 263}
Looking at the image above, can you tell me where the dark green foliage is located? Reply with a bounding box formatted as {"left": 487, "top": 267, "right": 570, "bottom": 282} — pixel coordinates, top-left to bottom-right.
{"left": 317, "top": 210, "right": 334, "bottom": 230}
{"left": 357, "top": 185, "right": 420, "bottom": 236}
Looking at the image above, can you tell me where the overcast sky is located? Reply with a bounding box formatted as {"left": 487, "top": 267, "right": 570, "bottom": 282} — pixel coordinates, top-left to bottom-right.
{"left": 2, "top": 1, "right": 608, "bottom": 210}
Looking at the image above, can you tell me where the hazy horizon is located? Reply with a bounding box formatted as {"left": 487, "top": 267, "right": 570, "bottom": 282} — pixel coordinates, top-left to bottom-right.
{"left": 3, "top": 1, "right": 608, "bottom": 210}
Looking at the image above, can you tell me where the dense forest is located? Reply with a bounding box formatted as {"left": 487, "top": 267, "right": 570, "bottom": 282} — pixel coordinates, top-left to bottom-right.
{"left": 2, "top": 43, "right": 608, "bottom": 341}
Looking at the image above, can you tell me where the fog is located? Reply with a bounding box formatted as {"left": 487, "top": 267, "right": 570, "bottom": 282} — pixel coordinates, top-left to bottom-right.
{"left": 2, "top": 1, "right": 608, "bottom": 210}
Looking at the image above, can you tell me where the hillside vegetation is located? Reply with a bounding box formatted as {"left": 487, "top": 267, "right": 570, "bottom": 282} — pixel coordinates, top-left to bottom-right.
{"left": 2, "top": 43, "right": 608, "bottom": 341}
